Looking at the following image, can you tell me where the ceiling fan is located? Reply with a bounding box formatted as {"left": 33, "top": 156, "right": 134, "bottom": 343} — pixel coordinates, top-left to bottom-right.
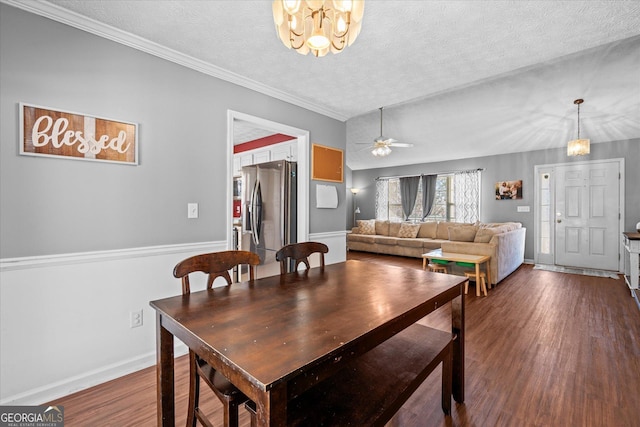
{"left": 357, "top": 107, "right": 414, "bottom": 156}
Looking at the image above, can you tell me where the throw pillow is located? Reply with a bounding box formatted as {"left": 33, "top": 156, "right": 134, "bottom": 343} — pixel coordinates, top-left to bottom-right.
{"left": 397, "top": 222, "right": 421, "bottom": 238}
{"left": 448, "top": 225, "right": 478, "bottom": 242}
{"left": 473, "top": 226, "right": 510, "bottom": 243}
{"left": 357, "top": 219, "right": 376, "bottom": 235}
{"left": 417, "top": 221, "right": 437, "bottom": 238}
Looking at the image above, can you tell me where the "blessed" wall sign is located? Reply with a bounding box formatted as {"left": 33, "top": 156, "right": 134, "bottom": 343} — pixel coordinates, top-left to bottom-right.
{"left": 20, "top": 103, "right": 138, "bottom": 165}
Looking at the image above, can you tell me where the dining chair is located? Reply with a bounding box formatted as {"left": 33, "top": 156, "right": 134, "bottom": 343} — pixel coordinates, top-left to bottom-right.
{"left": 275, "top": 242, "right": 329, "bottom": 274}
{"left": 173, "top": 250, "right": 260, "bottom": 427}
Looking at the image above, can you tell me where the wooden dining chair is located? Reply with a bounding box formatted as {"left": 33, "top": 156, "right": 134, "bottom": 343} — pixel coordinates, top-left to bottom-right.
{"left": 275, "top": 242, "right": 329, "bottom": 274}
{"left": 173, "top": 250, "right": 260, "bottom": 427}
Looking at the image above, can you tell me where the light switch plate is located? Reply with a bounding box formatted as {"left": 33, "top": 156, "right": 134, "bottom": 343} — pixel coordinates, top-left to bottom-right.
{"left": 517, "top": 205, "right": 530, "bottom": 213}
{"left": 188, "top": 203, "right": 198, "bottom": 218}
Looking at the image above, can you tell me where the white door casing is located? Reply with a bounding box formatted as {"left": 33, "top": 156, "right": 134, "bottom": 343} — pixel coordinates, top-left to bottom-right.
{"left": 226, "top": 111, "right": 309, "bottom": 255}
{"left": 534, "top": 158, "right": 624, "bottom": 272}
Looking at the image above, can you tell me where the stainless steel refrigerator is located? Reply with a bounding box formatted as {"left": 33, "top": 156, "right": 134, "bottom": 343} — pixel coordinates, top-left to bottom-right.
{"left": 242, "top": 160, "right": 297, "bottom": 277}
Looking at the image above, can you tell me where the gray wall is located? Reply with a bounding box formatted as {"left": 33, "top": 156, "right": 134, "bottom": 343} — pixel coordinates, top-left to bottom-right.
{"left": 0, "top": 4, "right": 347, "bottom": 258}
{"left": 351, "top": 139, "right": 640, "bottom": 260}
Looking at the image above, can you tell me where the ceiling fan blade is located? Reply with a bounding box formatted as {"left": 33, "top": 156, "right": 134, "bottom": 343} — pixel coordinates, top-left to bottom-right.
{"left": 389, "top": 142, "right": 414, "bottom": 148}
{"left": 356, "top": 145, "right": 375, "bottom": 152}
{"left": 355, "top": 142, "right": 372, "bottom": 145}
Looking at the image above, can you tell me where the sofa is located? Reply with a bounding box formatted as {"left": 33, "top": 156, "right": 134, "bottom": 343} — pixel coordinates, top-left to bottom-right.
{"left": 347, "top": 220, "right": 526, "bottom": 285}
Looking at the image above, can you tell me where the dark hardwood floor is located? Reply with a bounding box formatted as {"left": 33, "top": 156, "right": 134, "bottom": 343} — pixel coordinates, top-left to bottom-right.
{"left": 47, "top": 252, "right": 640, "bottom": 426}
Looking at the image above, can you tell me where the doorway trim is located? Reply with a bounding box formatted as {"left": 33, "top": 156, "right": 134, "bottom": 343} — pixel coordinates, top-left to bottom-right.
{"left": 533, "top": 158, "right": 625, "bottom": 272}
{"left": 226, "top": 110, "right": 310, "bottom": 251}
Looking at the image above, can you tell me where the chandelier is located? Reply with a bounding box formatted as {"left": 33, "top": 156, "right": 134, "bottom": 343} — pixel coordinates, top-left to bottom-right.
{"left": 567, "top": 98, "right": 590, "bottom": 156}
{"left": 272, "top": 0, "right": 365, "bottom": 57}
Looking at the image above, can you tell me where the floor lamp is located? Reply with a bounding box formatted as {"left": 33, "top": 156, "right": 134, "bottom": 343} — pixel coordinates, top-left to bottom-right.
{"left": 350, "top": 188, "right": 360, "bottom": 227}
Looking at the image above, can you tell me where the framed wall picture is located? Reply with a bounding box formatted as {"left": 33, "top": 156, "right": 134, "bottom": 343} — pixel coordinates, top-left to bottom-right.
{"left": 20, "top": 103, "right": 138, "bottom": 165}
{"left": 495, "top": 180, "right": 523, "bottom": 200}
{"left": 312, "top": 143, "right": 343, "bottom": 182}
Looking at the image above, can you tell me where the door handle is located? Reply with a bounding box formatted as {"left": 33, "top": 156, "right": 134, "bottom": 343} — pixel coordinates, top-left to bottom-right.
{"left": 557, "top": 219, "right": 562, "bottom": 223}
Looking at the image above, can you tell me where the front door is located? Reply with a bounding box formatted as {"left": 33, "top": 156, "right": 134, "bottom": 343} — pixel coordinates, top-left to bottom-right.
{"left": 555, "top": 161, "right": 620, "bottom": 270}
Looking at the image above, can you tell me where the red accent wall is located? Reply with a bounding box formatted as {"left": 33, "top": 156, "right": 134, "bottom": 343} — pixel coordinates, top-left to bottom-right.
{"left": 234, "top": 133, "right": 295, "bottom": 153}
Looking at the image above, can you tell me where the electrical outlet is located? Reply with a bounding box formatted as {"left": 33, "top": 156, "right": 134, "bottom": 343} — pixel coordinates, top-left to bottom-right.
{"left": 130, "top": 310, "right": 143, "bottom": 328}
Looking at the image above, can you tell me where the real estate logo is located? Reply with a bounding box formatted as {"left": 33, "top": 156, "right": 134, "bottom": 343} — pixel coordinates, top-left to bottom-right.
{"left": 0, "top": 405, "right": 64, "bottom": 427}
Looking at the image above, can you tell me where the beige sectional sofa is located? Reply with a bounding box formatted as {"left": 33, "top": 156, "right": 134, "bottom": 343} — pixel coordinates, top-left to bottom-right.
{"left": 347, "top": 220, "right": 526, "bottom": 285}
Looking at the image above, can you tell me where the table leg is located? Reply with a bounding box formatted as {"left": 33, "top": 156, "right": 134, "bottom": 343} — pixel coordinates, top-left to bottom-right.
{"left": 485, "top": 259, "right": 492, "bottom": 289}
{"left": 254, "top": 384, "right": 287, "bottom": 427}
{"left": 474, "top": 263, "right": 481, "bottom": 296}
{"left": 156, "top": 312, "right": 175, "bottom": 427}
{"left": 422, "top": 257, "right": 427, "bottom": 270}
{"left": 451, "top": 291, "right": 465, "bottom": 403}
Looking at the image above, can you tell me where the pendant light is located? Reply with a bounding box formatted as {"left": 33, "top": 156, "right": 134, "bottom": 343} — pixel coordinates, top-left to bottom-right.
{"left": 567, "top": 98, "right": 590, "bottom": 156}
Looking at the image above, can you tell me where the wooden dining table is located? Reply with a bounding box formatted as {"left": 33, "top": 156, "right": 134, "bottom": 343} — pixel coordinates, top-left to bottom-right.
{"left": 150, "top": 260, "right": 466, "bottom": 426}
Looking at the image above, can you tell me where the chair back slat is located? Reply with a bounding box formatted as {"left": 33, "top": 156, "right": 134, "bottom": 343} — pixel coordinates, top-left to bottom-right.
{"left": 275, "top": 242, "right": 329, "bottom": 274}
{"left": 173, "top": 250, "right": 260, "bottom": 294}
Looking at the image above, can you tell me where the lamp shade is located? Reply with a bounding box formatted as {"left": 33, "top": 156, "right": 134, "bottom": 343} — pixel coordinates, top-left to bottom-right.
{"left": 567, "top": 139, "right": 590, "bottom": 156}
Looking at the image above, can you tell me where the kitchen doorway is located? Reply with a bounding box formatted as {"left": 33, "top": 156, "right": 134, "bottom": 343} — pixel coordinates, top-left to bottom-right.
{"left": 534, "top": 158, "right": 625, "bottom": 272}
{"left": 226, "top": 110, "right": 309, "bottom": 265}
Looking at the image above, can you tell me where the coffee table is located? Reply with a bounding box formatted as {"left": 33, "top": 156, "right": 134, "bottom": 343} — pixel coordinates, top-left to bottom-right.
{"left": 423, "top": 249, "right": 491, "bottom": 296}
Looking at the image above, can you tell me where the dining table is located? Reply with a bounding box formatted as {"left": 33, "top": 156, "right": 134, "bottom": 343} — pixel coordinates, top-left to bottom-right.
{"left": 150, "top": 259, "right": 466, "bottom": 426}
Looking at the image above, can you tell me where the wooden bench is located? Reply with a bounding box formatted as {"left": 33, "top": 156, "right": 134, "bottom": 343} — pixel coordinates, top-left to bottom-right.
{"left": 247, "top": 323, "right": 453, "bottom": 426}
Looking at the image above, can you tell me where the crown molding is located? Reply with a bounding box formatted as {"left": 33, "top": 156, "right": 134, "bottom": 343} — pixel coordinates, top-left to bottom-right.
{"left": 1, "top": 0, "right": 348, "bottom": 122}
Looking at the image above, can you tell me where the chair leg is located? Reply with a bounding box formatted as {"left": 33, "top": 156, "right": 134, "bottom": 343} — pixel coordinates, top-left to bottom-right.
{"left": 187, "top": 352, "right": 199, "bottom": 427}
{"left": 223, "top": 400, "right": 241, "bottom": 427}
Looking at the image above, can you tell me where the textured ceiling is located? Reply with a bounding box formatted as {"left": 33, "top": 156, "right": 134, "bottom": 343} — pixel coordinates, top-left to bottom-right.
{"left": 13, "top": 0, "right": 640, "bottom": 169}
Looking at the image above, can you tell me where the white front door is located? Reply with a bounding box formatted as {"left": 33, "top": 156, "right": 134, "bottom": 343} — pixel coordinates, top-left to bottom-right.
{"left": 555, "top": 161, "right": 620, "bottom": 270}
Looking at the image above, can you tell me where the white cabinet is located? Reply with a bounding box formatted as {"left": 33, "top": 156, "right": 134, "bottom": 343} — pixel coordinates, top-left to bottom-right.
{"left": 253, "top": 149, "right": 270, "bottom": 164}
{"left": 233, "top": 141, "right": 297, "bottom": 175}
{"left": 270, "top": 141, "right": 297, "bottom": 161}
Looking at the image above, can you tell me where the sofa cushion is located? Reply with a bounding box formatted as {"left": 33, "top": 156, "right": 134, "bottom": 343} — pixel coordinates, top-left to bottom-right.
{"left": 417, "top": 222, "right": 437, "bottom": 238}
{"left": 357, "top": 219, "right": 376, "bottom": 235}
{"left": 398, "top": 222, "right": 421, "bottom": 238}
{"left": 448, "top": 225, "right": 478, "bottom": 242}
{"left": 397, "top": 238, "right": 424, "bottom": 248}
{"left": 389, "top": 222, "right": 402, "bottom": 237}
{"left": 374, "top": 235, "right": 398, "bottom": 245}
{"left": 349, "top": 233, "right": 376, "bottom": 244}
{"left": 375, "top": 220, "right": 390, "bottom": 236}
{"left": 436, "top": 222, "right": 457, "bottom": 240}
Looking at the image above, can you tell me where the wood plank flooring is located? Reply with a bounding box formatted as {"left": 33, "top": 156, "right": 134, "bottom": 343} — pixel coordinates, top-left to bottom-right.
{"left": 46, "top": 252, "right": 640, "bottom": 426}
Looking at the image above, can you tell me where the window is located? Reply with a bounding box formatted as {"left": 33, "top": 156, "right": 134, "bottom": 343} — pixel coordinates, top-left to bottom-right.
{"left": 376, "top": 171, "right": 480, "bottom": 223}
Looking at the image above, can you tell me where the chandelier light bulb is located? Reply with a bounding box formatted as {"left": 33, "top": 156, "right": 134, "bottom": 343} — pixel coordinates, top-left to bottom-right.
{"left": 283, "top": 0, "right": 301, "bottom": 14}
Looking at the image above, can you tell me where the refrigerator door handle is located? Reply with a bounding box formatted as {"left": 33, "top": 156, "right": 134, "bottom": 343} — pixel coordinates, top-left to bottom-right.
{"left": 251, "top": 180, "right": 262, "bottom": 246}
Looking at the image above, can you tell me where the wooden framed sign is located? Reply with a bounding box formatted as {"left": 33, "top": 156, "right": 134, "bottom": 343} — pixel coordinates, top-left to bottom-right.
{"left": 20, "top": 103, "right": 138, "bottom": 165}
{"left": 312, "top": 143, "right": 343, "bottom": 182}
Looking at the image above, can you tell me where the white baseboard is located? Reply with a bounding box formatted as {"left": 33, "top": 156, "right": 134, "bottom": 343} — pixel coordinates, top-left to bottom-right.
{"left": 0, "top": 343, "right": 189, "bottom": 406}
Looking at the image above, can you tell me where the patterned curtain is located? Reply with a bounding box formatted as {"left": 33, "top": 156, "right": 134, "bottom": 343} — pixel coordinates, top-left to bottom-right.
{"left": 454, "top": 170, "right": 481, "bottom": 223}
{"left": 375, "top": 179, "right": 389, "bottom": 220}
{"left": 399, "top": 176, "right": 421, "bottom": 220}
